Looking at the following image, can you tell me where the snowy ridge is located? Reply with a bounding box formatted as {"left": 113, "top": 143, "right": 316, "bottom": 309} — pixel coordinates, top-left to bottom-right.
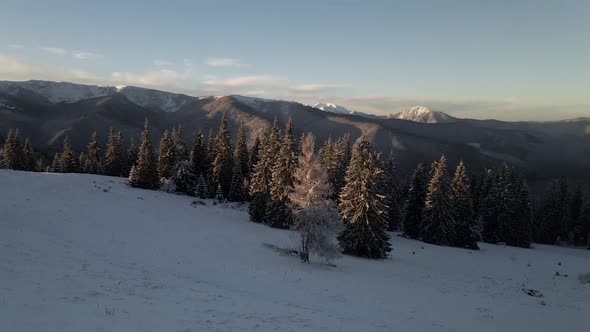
{"left": 1, "top": 170, "right": 588, "bottom": 332}
{"left": 390, "top": 106, "right": 457, "bottom": 123}
{"left": 311, "top": 102, "right": 375, "bottom": 118}
{"left": 118, "top": 86, "right": 194, "bottom": 113}
{"left": 0, "top": 80, "right": 115, "bottom": 103}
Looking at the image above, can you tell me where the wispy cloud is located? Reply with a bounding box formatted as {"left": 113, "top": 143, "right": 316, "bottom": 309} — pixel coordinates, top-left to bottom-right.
{"left": 203, "top": 75, "right": 283, "bottom": 89}
{"left": 153, "top": 60, "right": 174, "bottom": 66}
{"left": 7, "top": 44, "right": 24, "bottom": 49}
{"left": 204, "top": 58, "right": 246, "bottom": 68}
{"left": 288, "top": 84, "right": 343, "bottom": 94}
{"left": 40, "top": 46, "right": 68, "bottom": 55}
{"left": 73, "top": 51, "right": 102, "bottom": 60}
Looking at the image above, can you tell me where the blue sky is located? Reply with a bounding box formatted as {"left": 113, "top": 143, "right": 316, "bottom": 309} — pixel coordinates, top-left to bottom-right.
{"left": 0, "top": 0, "right": 588, "bottom": 120}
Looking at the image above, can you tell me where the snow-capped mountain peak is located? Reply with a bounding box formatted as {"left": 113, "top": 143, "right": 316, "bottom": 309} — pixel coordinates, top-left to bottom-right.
{"left": 312, "top": 102, "right": 356, "bottom": 115}
{"left": 390, "top": 106, "right": 457, "bottom": 123}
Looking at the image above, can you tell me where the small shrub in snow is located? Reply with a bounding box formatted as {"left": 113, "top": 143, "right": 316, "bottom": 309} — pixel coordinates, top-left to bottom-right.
{"left": 161, "top": 177, "right": 176, "bottom": 193}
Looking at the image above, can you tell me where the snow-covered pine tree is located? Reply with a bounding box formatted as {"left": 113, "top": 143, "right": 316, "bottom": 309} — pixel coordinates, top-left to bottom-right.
{"left": 403, "top": 163, "right": 429, "bottom": 239}
{"left": 51, "top": 152, "right": 61, "bottom": 173}
{"left": 215, "top": 184, "right": 224, "bottom": 202}
{"left": 124, "top": 138, "right": 138, "bottom": 177}
{"left": 383, "top": 154, "right": 402, "bottom": 231}
{"left": 569, "top": 185, "right": 585, "bottom": 245}
{"left": 212, "top": 113, "right": 234, "bottom": 198}
{"left": 158, "top": 129, "right": 176, "bottom": 179}
{"left": 234, "top": 123, "right": 250, "bottom": 178}
{"left": 190, "top": 132, "right": 207, "bottom": 177}
{"left": 481, "top": 164, "right": 516, "bottom": 245}
{"left": 171, "top": 160, "right": 195, "bottom": 195}
{"left": 265, "top": 119, "right": 296, "bottom": 228}
{"left": 84, "top": 132, "right": 102, "bottom": 174}
{"left": 338, "top": 134, "right": 391, "bottom": 259}
{"left": 320, "top": 137, "right": 348, "bottom": 201}
{"left": 248, "top": 136, "right": 261, "bottom": 178}
{"left": 3, "top": 129, "right": 24, "bottom": 170}
{"left": 206, "top": 128, "right": 216, "bottom": 165}
{"left": 249, "top": 131, "right": 272, "bottom": 223}
{"left": 450, "top": 161, "right": 479, "bottom": 249}
{"left": 537, "top": 178, "right": 570, "bottom": 244}
{"left": 78, "top": 152, "right": 86, "bottom": 172}
{"left": 22, "top": 139, "right": 35, "bottom": 171}
{"left": 511, "top": 178, "right": 533, "bottom": 248}
{"left": 129, "top": 119, "right": 160, "bottom": 189}
{"left": 195, "top": 174, "right": 207, "bottom": 199}
{"left": 172, "top": 125, "right": 187, "bottom": 160}
{"left": 228, "top": 162, "right": 247, "bottom": 202}
{"left": 102, "top": 129, "right": 125, "bottom": 176}
{"left": 60, "top": 136, "right": 79, "bottom": 173}
{"left": 290, "top": 133, "right": 341, "bottom": 263}
{"left": 422, "top": 155, "right": 455, "bottom": 246}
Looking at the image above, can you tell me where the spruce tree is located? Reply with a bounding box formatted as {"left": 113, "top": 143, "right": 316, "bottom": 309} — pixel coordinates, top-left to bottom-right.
{"left": 158, "top": 129, "right": 176, "bottom": 179}
{"left": 481, "top": 164, "right": 516, "bottom": 244}
{"left": 511, "top": 178, "right": 533, "bottom": 248}
{"left": 228, "top": 162, "right": 247, "bottom": 202}
{"left": 212, "top": 113, "right": 234, "bottom": 198}
{"left": 234, "top": 124, "right": 250, "bottom": 177}
{"left": 84, "top": 132, "right": 102, "bottom": 174}
{"left": 22, "top": 139, "right": 35, "bottom": 171}
{"left": 129, "top": 119, "right": 160, "bottom": 189}
{"left": 190, "top": 132, "right": 207, "bottom": 177}
{"left": 383, "top": 154, "right": 402, "bottom": 231}
{"left": 172, "top": 160, "right": 195, "bottom": 195}
{"left": 172, "top": 125, "right": 187, "bottom": 160}
{"left": 60, "top": 136, "right": 78, "bottom": 173}
{"left": 338, "top": 134, "right": 391, "bottom": 259}
{"left": 78, "top": 152, "right": 86, "bottom": 172}
{"left": 422, "top": 155, "right": 455, "bottom": 246}
{"left": 51, "top": 152, "right": 61, "bottom": 173}
{"left": 125, "top": 138, "right": 138, "bottom": 177}
{"left": 248, "top": 136, "right": 261, "bottom": 177}
{"left": 195, "top": 174, "right": 207, "bottom": 199}
{"left": 569, "top": 185, "right": 585, "bottom": 245}
{"left": 102, "top": 130, "right": 125, "bottom": 176}
{"left": 249, "top": 131, "right": 272, "bottom": 223}
{"left": 3, "top": 129, "right": 24, "bottom": 170}
{"left": 450, "top": 161, "right": 479, "bottom": 249}
{"left": 403, "top": 163, "right": 429, "bottom": 239}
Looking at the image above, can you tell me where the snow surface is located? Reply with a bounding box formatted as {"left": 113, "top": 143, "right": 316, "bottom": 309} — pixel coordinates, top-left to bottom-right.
{"left": 1, "top": 170, "right": 589, "bottom": 332}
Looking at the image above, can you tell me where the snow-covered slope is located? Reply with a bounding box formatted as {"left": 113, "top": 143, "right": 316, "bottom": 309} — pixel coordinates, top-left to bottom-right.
{"left": 1, "top": 170, "right": 588, "bottom": 332}
{"left": 0, "top": 80, "right": 115, "bottom": 103}
{"left": 312, "top": 102, "right": 374, "bottom": 118}
{"left": 391, "top": 106, "right": 458, "bottom": 123}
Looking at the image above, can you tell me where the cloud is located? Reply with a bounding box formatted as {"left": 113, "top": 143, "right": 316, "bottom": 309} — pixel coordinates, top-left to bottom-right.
{"left": 203, "top": 75, "right": 283, "bottom": 89}
{"left": 40, "top": 46, "right": 68, "bottom": 55}
{"left": 7, "top": 44, "right": 24, "bottom": 49}
{"left": 73, "top": 51, "right": 102, "bottom": 60}
{"left": 287, "top": 84, "right": 343, "bottom": 94}
{"left": 153, "top": 60, "right": 174, "bottom": 66}
{"left": 204, "top": 58, "right": 246, "bottom": 68}
{"left": 0, "top": 54, "right": 100, "bottom": 83}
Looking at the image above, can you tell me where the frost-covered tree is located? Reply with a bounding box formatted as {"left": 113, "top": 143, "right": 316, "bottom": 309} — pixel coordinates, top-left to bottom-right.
{"left": 102, "top": 130, "right": 125, "bottom": 176}
{"left": 124, "top": 138, "right": 138, "bottom": 177}
{"left": 190, "top": 132, "right": 207, "bottom": 177}
{"left": 84, "top": 132, "right": 102, "bottom": 174}
{"left": 171, "top": 160, "right": 195, "bottom": 195}
{"left": 78, "top": 152, "right": 86, "bottom": 172}
{"left": 22, "top": 139, "right": 35, "bottom": 171}
{"left": 481, "top": 164, "right": 516, "bottom": 244}
{"left": 158, "top": 129, "right": 176, "bottom": 179}
{"left": 569, "top": 185, "right": 585, "bottom": 245}
{"left": 195, "top": 174, "right": 208, "bottom": 199}
{"left": 60, "top": 136, "right": 79, "bottom": 173}
{"left": 403, "top": 163, "right": 429, "bottom": 239}
{"left": 320, "top": 136, "right": 349, "bottom": 201}
{"left": 383, "top": 154, "right": 402, "bottom": 231}
{"left": 129, "top": 119, "right": 160, "bottom": 189}
{"left": 290, "top": 133, "right": 341, "bottom": 263}
{"left": 51, "top": 152, "right": 61, "bottom": 173}
{"left": 212, "top": 113, "right": 234, "bottom": 198}
{"left": 511, "top": 178, "right": 533, "bottom": 248}
{"left": 234, "top": 123, "right": 250, "bottom": 177}
{"left": 248, "top": 136, "right": 261, "bottom": 177}
{"left": 537, "top": 177, "right": 570, "bottom": 244}
{"left": 450, "top": 161, "right": 479, "bottom": 249}
{"left": 338, "top": 134, "right": 391, "bottom": 259}
{"left": 422, "top": 155, "right": 455, "bottom": 246}
{"left": 249, "top": 131, "right": 272, "bottom": 223}
{"left": 3, "top": 129, "right": 24, "bottom": 170}
{"left": 228, "top": 162, "right": 247, "bottom": 202}
{"left": 172, "top": 125, "right": 187, "bottom": 160}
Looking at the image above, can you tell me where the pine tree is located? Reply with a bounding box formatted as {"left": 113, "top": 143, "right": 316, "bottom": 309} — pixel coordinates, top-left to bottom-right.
{"left": 51, "top": 152, "right": 61, "bottom": 173}
{"left": 124, "top": 138, "right": 138, "bottom": 177}
{"left": 511, "top": 178, "right": 533, "bottom": 248}
{"left": 172, "top": 125, "right": 187, "bottom": 160}
{"left": 450, "top": 161, "right": 479, "bottom": 249}
{"left": 60, "top": 136, "right": 78, "bottom": 173}
{"left": 422, "top": 156, "right": 455, "bottom": 246}
{"left": 195, "top": 174, "right": 207, "bottom": 199}
{"left": 228, "top": 162, "right": 247, "bottom": 202}
{"left": 158, "top": 129, "right": 176, "bottom": 179}
{"left": 129, "top": 119, "right": 160, "bottom": 189}
{"left": 569, "top": 185, "right": 585, "bottom": 245}
{"left": 383, "top": 154, "right": 402, "bottom": 231}
{"left": 215, "top": 184, "right": 224, "bottom": 202}
{"left": 403, "top": 163, "right": 429, "bottom": 239}
{"left": 249, "top": 131, "right": 272, "bottom": 223}
{"left": 102, "top": 130, "right": 125, "bottom": 176}
{"left": 22, "top": 139, "right": 35, "bottom": 171}
{"left": 248, "top": 136, "right": 261, "bottom": 177}
{"left": 536, "top": 178, "right": 570, "bottom": 244}
{"left": 473, "top": 169, "right": 494, "bottom": 221}
{"left": 338, "top": 134, "right": 391, "bottom": 259}
{"left": 481, "top": 164, "right": 516, "bottom": 244}
{"left": 320, "top": 137, "right": 348, "bottom": 200}
{"left": 212, "top": 113, "right": 234, "bottom": 198}
{"left": 290, "top": 133, "right": 341, "bottom": 263}
{"left": 234, "top": 123, "right": 250, "bottom": 177}
{"left": 78, "top": 152, "right": 86, "bottom": 172}
{"left": 190, "top": 132, "right": 207, "bottom": 177}
{"left": 172, "top": 160, "right": 196, "bottom": 195}
{"left": 84, "top": 132, "right": 101, "bottom": 174}
{"left": 3, "top": 129, "right": 24, "bottom": 170}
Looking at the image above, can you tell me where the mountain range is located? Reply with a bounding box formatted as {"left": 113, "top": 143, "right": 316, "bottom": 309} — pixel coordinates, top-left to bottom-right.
{"left": 1, "top": 80, "right": 589, "bottom": 184}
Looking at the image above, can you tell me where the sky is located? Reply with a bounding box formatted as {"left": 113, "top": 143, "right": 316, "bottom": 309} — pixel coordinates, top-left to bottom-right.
{"left": 0, "top": 0, "right": 589, "bottom": 121}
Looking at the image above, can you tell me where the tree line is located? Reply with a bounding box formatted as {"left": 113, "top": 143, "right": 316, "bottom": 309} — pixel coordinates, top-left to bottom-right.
{"left": 2, "top": 116, "right": 590, "bottom": 261}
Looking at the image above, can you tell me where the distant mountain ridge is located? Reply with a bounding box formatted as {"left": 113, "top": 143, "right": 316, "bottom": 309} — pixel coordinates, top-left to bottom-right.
{"left": 1, "top": 80, "right": 589, "bottom": 184}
